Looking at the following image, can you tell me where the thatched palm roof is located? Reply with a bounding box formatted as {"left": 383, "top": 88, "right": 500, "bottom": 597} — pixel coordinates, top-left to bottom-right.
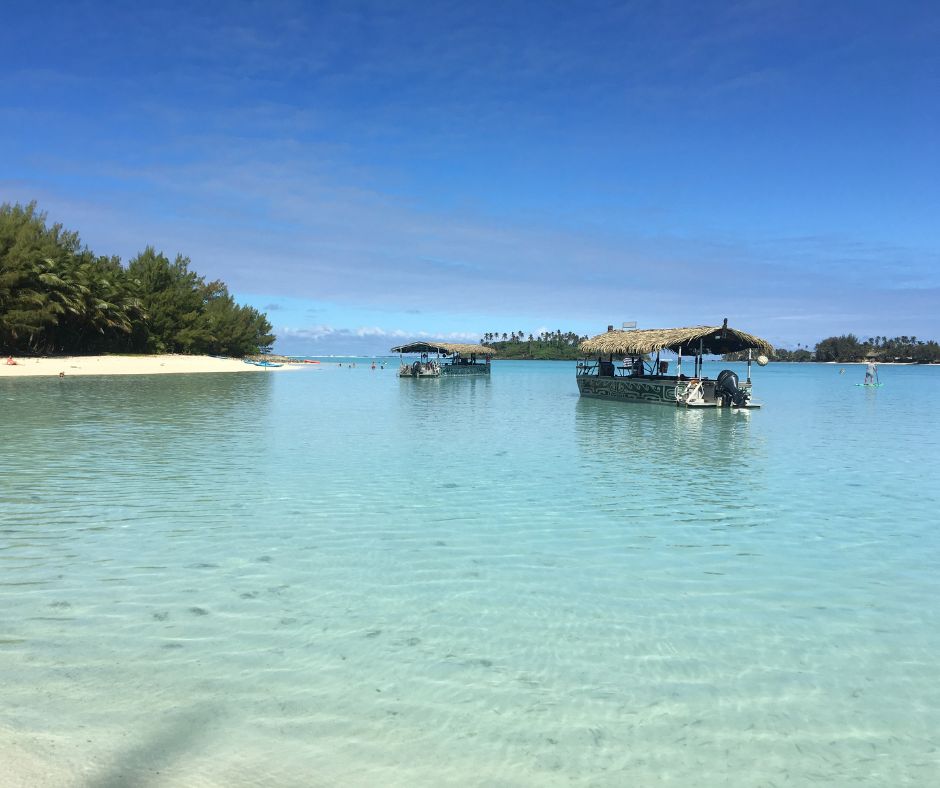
{"left": 580, "top": 324, "right": 773, "bottom": 356}
{"left": 390, "top": 341, "right": 496, "bottom": 356}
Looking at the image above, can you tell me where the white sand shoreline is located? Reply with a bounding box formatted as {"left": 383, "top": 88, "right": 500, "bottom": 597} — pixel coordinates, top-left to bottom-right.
{"left": 0, "top": 354, "right": 296, "bottom": 378}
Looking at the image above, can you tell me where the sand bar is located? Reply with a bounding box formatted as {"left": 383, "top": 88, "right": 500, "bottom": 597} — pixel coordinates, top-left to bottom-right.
{"left": 0, "top": 354, "right": 295, "bottom": 378}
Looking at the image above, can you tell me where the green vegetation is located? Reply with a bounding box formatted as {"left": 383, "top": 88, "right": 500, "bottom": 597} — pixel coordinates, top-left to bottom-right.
{"left": 482, "top": 330, "right": 588, "bottom": 360}
{"left": 815, "top": 334, "right": 940, "bottom": 363}
{"left": 1, "top": 202, "right": 274, "bottom": 356}
{"left": 724, "top": 334, "right": 940, "bottom": 363}
{"left": 484, "top": 330, "right": 940, "bottom": 363}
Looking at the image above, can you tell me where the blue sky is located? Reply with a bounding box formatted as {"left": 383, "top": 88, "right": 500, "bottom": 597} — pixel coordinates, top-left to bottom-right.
{"left": 2, "top": 0, "right": 937, "bottom": 354}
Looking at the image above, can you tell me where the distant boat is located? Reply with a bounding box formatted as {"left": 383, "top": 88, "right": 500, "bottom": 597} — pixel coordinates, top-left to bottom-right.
{"left": 390, "top": 342, "right": 496, "bottom": 378}
{"left": 244, "top": 359, "right": 283, "bottom": 368}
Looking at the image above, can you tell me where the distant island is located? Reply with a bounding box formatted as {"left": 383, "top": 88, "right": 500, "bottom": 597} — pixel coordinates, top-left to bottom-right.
{"left": 1, "top": 202, "right": 274, "bottom": 357}
{"left": 482, "top": 329, "right": 940, "bottom": 364}
{"left": 723, "top": 335, "right": 940, "bottom": 364}
{"left": 482, "top": 331, "right": 587, "bottom": 360}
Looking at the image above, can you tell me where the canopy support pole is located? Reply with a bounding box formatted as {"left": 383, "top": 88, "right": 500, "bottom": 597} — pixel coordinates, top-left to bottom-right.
{"left": 747, "top": 349, "right": 752, "bottom": 384}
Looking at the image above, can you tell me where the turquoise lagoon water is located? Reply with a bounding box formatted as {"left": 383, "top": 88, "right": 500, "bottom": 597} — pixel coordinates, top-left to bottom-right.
{"left": 1, "top": 361, "right": 939, "bottom": 786}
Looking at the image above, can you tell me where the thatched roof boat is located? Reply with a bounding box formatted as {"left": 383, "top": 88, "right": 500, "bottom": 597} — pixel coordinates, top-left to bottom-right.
{"left": 576, "top": 319, "right": 769, "bottom": 409}
{"left": 392, "top": 341, "right": 496, "bottom": 378}
{"left": 580, "top": 324, "right": 773, "bottom": 357}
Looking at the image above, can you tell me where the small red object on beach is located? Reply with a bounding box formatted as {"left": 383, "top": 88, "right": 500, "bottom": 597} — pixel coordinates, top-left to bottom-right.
{"left": 5, "top": 356, "right": 16, "bottom": 365}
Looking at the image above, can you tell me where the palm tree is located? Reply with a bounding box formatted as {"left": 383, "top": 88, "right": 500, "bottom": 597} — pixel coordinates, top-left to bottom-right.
{"left": 1, "top": 256, "right": 79, "bottom": 353}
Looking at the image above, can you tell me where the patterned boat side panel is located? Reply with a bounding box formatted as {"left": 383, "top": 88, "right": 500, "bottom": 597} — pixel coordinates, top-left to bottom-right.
{"left": 441, "top": 364, "right": 491, "bottom": 376}
{"left": 577, "top": 376, "right": 677, "bottom": 404}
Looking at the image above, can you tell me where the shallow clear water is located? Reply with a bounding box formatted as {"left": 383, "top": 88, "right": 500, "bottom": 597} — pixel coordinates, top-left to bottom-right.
{"left": 2, "top": 361, "right": 939, "bottom": 786}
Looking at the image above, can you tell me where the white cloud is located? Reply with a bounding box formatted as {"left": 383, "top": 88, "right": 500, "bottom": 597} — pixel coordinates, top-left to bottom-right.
{"left": 280, "top": 324, "right": 479, "bottom": 342}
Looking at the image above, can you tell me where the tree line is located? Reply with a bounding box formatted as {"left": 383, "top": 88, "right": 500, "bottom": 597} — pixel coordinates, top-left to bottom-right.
{"left": 481, "top": 330, "right": 588, "bottom": 360}
{"left": 724, "top": 334, "right": 940, "bottom": 363}
{"left": 481, "top": 328, "right": 940, "bottom": 363}
{"left": 1, "top": 202, "right": 274, "bottom": 356}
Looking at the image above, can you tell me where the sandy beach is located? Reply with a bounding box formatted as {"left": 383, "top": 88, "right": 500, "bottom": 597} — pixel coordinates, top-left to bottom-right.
{"left": 0, "top": 354, "right": 295, "bottom": 378}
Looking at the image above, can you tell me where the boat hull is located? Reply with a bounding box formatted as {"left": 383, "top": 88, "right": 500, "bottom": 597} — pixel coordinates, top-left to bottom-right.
{"left": 576, "top": 375, "right": 759, "bottom": 408}
{"left": 399, "top": 363, "right": 490, "bottom": 378}
{"left": 578, "top": 375, "right": 678, "bottom": 404}
{"left": 398, "top": 368, "right": 441, "bottom": 378}
{"left": 441, "top": 364, "right": 490, "bottom": 376}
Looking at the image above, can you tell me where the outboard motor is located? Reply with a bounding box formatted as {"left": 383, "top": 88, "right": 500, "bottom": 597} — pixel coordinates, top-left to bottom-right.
{"left": 716, "top": 369, "right": 749, "bottom": 407}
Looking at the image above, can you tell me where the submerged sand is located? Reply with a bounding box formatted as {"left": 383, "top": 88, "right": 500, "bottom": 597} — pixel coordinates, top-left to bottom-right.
{"left": 0, "top": 354, "right": 295, "bottom": 378}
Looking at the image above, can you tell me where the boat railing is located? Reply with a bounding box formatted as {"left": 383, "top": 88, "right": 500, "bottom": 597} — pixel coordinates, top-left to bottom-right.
{"left": 576, "top": 360, "right": 598, "bottom": 376}
{"left": 579, "top": 360, "right": 681, "bottom": 379}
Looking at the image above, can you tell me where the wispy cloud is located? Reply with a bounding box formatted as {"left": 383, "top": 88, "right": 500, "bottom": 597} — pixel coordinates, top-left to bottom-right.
{"left": 276, "top": 322, "right": 481, "bottom": 354}
{"left": 280, "top": 325, "right": 478, "bottom": 341}
{"left": 6, "top": 151, "right": 937, "bottom": 349}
